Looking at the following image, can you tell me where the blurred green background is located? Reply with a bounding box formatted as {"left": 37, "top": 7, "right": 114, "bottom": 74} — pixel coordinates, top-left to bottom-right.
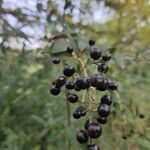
{"left": 0, "top": 0, "right": 150, "bottom": 150}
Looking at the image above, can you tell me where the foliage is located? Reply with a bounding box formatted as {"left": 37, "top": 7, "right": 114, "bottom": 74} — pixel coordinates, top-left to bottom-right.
{"left": 0, "top": 0, "right": 150, "bottom": 150}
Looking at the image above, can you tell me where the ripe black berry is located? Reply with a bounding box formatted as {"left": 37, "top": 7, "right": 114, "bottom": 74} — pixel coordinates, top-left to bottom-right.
{"left": 90, "top": 48, "right": 101, "bottom": 60}
{"left": 67, "top": 94, "right": 78, "bottom": 103}
{"left": 98, "top": 63, "right": 108, "bottom": 73}
{"left": 84, "top": 120, "right": 92, "bottom": 130}
{"left": 55, "top": 75, "right": 66, "bottom": 87}
{"left": 107, "top": 82, "right": 118, "bottom": 91}
{"left": 63, "top": 64, "right": 75, "bottom": 77}
{"left": 52, "top": 57, "right": 60, "bottom": 64}
{"left": 89, "top": 39, "right": 95, "bottom": 46}
{"left": 96, "top": 78, "right": 107, "bottom": 91}
{"left": 87, "top": 122, "right": 102, "bottom": 139}
{"left": 97, "top": 117, "right": 107, "bottom": 125}
{"left": 65, "top": 81, "right": 75, "bottom": 89}
{"left": 76, "top": 130, "right": 89, "bottom": 144}
{"left": 98, "top": 104, "right": 110, "bottom": 117}
{"left": 122, "top": 135, "right": 127, "bottom": 140}
{"left": 90, "top": 74, "right": 99, "bottom": 87}
{"left": 50, "top": 85, "right": 61, "bottom": 96}
{"left": 75, "top": 76, "right": 90, "bottom": 90}
{"left": 86, "top": 144, "right": 100, "bottom": 150}
{"left": 73, "top": 111, "right": 81, "bottom": 119}
{"left": 101, "top": 95, "right": 112, "bottom": 105}
{"left": 67, "top": 46, "right": 73, "bottom": 53}
{"left": 102, "top": 54, "right": 111, "bottom": 61}
{"left": 74, "top": 84, "right": 81, "bottom": 91}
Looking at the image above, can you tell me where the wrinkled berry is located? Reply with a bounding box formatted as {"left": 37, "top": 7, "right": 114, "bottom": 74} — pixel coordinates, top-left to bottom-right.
{"left": 102, "top": 54, "right": 111, "bottom": 61}
{"left": 98, "top": 63, "right": 108, "bottom": 73}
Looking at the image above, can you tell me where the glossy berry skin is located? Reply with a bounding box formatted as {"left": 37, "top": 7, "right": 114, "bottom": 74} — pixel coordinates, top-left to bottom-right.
{"left": 50, "top": 85, "right": 61, "bottom": 96}
{"left": 98, "top": 104, "right": 110, "bottom": 118}
{"left": 89, "top": 39, "right": 95, "bottom": 46}
{"left": 87, "top": 122, "right": 102, "bottom": 139}
{"left": 101, "top": 95, "right": 112, "bottom": 105}
{"left": 52, "top": 57, "right": 60, "bottom": 64}
{"left": 73, "top": 111, "right": 81, "bottom": 119}
{"left": 75, "top": 76, "right": 90, "bottom": 90}
{"left": 73, "top": 106, "right": 86, "bottom": 119}
{"left": 98, "top": 63, "right": 108, "bottom": 73}
{"left": 67, "top": 46, "right": 73, "bottom": 53}
{"left": 76, "top": 130, "right": 89, "bottom": 144}
{"left": 86, "top": 144, "right": 100, "bottom": 150}
{"left": 90, "top": 48, "right": 101, "bottom": 60}
{"left": 55, "top": 75, "right": 66, "bottom": 87}
{"left": 84, "top": 120, "right": 93, "bottom": 130}
{"left": 67, "top": 94, "right": 78, "bottom": 103}
{"left": 63, "top": 64, "right": 75, "bottom": 77}
{"left": 96, "top": 78, "right": 107, "bottom": 91}
{"left": 90, "top": 74, "right": 99, "bottom": 87}
{"left": 107, "top": 82, "right": 118, "bottom": 91}
{"left": 97, "top": 117, "right": 107, "bottom": 125}
{"left": 102, "top": 54, "right": 111, "bottom": 61}
{"left": 65, "top": 81, "right": 75, "bottom": 90}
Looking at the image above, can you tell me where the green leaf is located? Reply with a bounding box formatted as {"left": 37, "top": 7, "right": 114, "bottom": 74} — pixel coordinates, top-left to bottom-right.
{"left": 76, "top": 63, "right": 82, "bottom": 75}
{"left": 108, "top": 47, "right": 116, "bottom": 54}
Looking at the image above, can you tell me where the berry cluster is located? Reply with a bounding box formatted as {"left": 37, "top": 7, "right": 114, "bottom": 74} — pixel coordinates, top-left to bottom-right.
{"left": 50, "top": 39, "right": 118, "bottom": 150}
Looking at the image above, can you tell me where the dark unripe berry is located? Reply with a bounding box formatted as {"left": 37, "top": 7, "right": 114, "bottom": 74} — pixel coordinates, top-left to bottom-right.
{"left": 90, "top": 48, "right": 101, "bottom": 60}
{"left": 67, "top": 94, "right": 78, "bottom": 103}
{"left": 101, "top": 95, "right": 112, "bottom": 105}
{"left": 97, "top": 117, "right": 107, "bottom": 125}
{"left": 67, "top": 46, "right": 73, "bottom": 53}
{"left": 87, "top": 122, "right": 102, "bottom": 139}
{"left": 55, "top": 75, "right": 66, "bottom": 87}
{"left": 98, "top": 63, "right": 108, "bottom": 73}
{"left": 102, "top": 54, "right": 111, "bottom": 61}
{"left": 86, "top": 144, "right": 100, "bottom": 150}
{"left": 84, "top": 120, "right": 93, "bottom": 130}
{"left": 50, "top": 85, "right": 61, "bottom": 96}
{"left": 98, "top": 104, "right": 110, "bottom": 117}
{"left": 75, "top": 76, "right": 90, "bottom": 90}
{"left": 63, "top": 64, "right": 75, "bottom": 77}
{"left": 65, "top": 81, "right": 75, "bottom": 90}
{"left": 89, "top": 39, "right": 95, "bottom": 46}
{"left": 76, "top": 130, "right": 89, "bottom": 144}
{"left": 52, "top": 57, "right": 60, "bottom": 64}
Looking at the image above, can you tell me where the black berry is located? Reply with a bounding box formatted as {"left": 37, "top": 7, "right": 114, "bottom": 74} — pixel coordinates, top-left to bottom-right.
{"left": 65, "top": 81, "right": 75, "bottom": 89}
{"left": 139, "top": 113, "right": 145, "bottom": 119}
{"left": 98, "top": 63, "right": 108, "bottom": 73}
{"left": 63, "top": 64, "right": 75, "bottom": 77}
{"left": 87, "top": 122, "right": 102, "bottom": 139}
{"left": 67, "top": 94, "right": 78, "bottom": 103}
{"left": 74, "top": 84, "right": 81, "bottom": 91}
{"left": 98, "top": 104, "right": 110, "bottom": 117}
{"left": 90, "top": 74, "right": 99, "bottom": 87}
{"left": 75, "top": 76, "right": 90, "bottom": 90}
{"left": 76, "top": 130, "right": 89, "bottom": 144}
{"left": 50, "top": 85, "right": 61, "bottom": 96}
{"left": 90, "top": 48, "right": 101, "bottom": 60}
{"left": 73, "top": 111, "right": 81, "bottom": 119}
{"left": 67, "top": 46, "right": 73, "bottom": 53}
{"left": 55, "top": 75, "right": 66, "bottom": 87}
{"left": 107, "top": 82, "right": 118, "bottom": 91}
{"left": 86, "top": 144, "right": 100, "bottom": 150}
{"left": 52, "top": 57, "right": 60, "bottom": 64}
{"left": 73, "top": 106, "right": 86, "bottom": 119}
{"left": 97, "top": 117, "right": 107, "bottom": 125}
{"left": 102, "top": 54, "right": 111, "bottom": 61}
{"left": 96, "top": 78, "right": 107, "bottom": 91}
{"left": 84, "top": 120, "right": 92, "bottom": 130}
{"left": 89, "top": 39, "right": 95, "bottom": 46}
{"left": 101, "top": 95, "right": 112, "bottom": 105}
